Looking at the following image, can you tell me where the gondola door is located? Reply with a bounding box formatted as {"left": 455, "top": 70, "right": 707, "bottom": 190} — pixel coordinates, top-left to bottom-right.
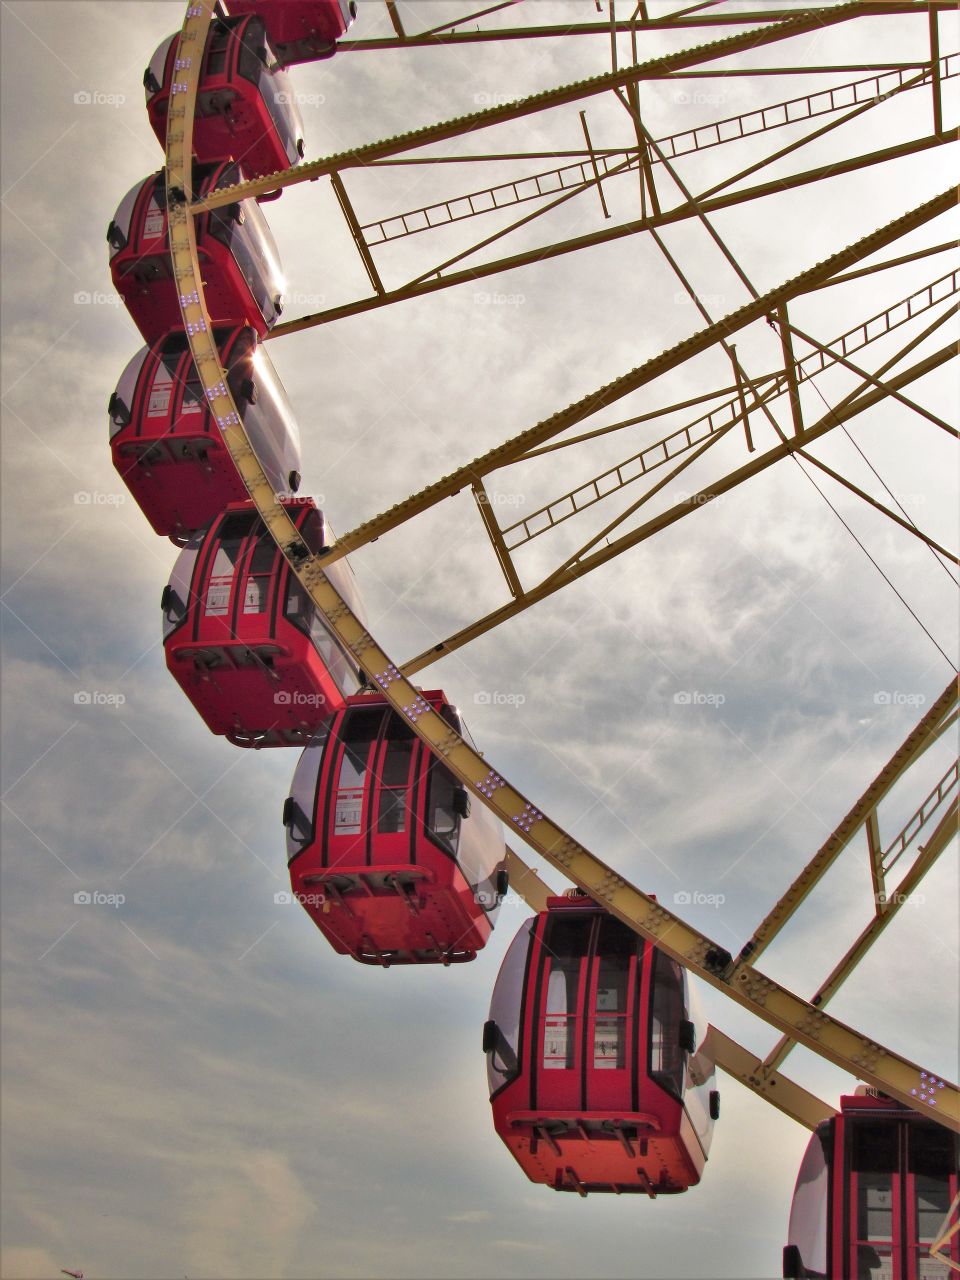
{"left": 585, "top": 916, "right": 638, "bottom": 1112}
{"left": 367, "top": 713, "right": 419, "bottom": 871}
{"left": 197, "top": 510, "right": 259, "bottom": 648}
{"left": 846, "top": 1116, "right": 902, "bottom": 1280}
{"left": 843, "top": 1116, "right": 960, "bottom": 1280}
{"left": 323, "top": 706, "right": 385, "bottom": 873}
{"left": 231, "top": 524, "right": 282, "bottom": 652}
{"left": 536, "top": 913, "right": 591, "bottom": 1113}
{"left": 904, "top": 1120, "right": 958, "bottom": 1279}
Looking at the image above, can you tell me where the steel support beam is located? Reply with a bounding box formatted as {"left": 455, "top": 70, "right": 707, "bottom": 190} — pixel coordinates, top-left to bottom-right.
{"left": 705, "top": 1026, "right": 835, "bottom": 1130}
{"left": 741, "top": 680, "right": 959, "bottom": 967}
{"left": 315, "top": 189, "right": 955, "bottom": 568}
{"left": 335, "top": 3, "right": 943, "bottom": 49}
{"left": 191, "top": 2, "right": 904, "bottom": 211}
{"left": 166, "top": 0, "right": 960, "bottom": 1135}
{"left": 266, "top": 135, "right": 949, "bottom": 338}
{"left": 398, "top": 345, "right": 955, "bottom": 675}
{"left": 759, "top": 795, "right": 959, "bottom": 1077}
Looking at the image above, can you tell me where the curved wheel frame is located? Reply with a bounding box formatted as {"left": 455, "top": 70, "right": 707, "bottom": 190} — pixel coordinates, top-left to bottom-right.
{"left": 160, "top": 0, "right": 959, "bottom": 1132}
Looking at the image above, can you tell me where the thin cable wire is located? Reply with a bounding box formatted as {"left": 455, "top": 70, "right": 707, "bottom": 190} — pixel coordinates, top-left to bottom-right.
{"left": 787, "top": 410, "right": 958, "bottom": 671}
{"left": 808, "top": 377, "right": 959, "bottom": 587}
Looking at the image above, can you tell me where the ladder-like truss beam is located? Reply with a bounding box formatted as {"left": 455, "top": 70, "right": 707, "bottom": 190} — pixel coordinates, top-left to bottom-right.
{"left": 398, "top": 344, "right": 955, "bottom": 675}
{"left": 501, "top": 272, "right": 959, "bottom": 552}
{"left": 315, "top": 187, "right": 956, "bottom": 570}
{"left": 191, "top": 2, "right": 903, "bottom": 212}
{"left": 339, "top": 2, "right": 946, "bottom": 49}
{"left": 267, "top": 134, "right": 949, "bottom": 338}
{"left": 362, "top": 56, "right": 956, "bottom": 246}
{"left": 759, "top": 793, "right": 959, "bottom": 1078}
{"left": 741, "top": 680, "right": 959, "bottom": 968}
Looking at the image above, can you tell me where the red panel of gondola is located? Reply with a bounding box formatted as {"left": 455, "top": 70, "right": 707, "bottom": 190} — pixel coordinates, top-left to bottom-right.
{"left": 284, "top": 692, "right": 507, "bottom": 964}
{"left": 784, "top": 1090, "right": 959, "bottom": 1279}
{"left": 485, "top": 893, "right": 717, "bottom": 1196}
{"left": 144, "top": 17, "right": 304, "bottom": 179}
{"left": 226, "top": 0, "right": 357, "bottom": 65}
{"left": 110, "top": 327, "right": 301, "bottom": 543}
{"left": 163, "top": 497, "right": 365, "bottom": 746}
{"left": 107, "top": 162, "right": 284, "bottom": 345}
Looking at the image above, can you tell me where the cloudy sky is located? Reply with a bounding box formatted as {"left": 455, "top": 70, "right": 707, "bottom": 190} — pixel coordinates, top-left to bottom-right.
{"left": 1, "top": 1, "right": 957, "bottom": 1277}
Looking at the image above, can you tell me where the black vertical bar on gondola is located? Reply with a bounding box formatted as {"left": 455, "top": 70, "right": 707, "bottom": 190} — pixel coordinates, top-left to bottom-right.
{"left": 319, "top": 714, "right": 342, "bottom": 868}
{"left": 529, "top": 925, "right": 547, "bottom": 1112}
{"left": 364, "top": 713, "right": 386, "bottom": 866}
{"left": 190, "top": 513, "right": 224, "bottom": 642}
{"left": 580, "top": 917, "right": 596, "bottom": 1112}
{"left": 631, "top": 942, "right": 643, "bottom": 1114}
{"left": 408, "top": 739, "right": 422, "bottom": 867}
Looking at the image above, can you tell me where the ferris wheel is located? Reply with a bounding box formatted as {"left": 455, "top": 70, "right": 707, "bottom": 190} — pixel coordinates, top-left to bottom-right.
{"left": 106, "top": 0, "right": 958, "bottom": 1272}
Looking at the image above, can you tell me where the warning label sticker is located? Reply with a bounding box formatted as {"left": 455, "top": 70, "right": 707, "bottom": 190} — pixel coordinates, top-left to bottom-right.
{"left": 205, "top": 577, "right": 232, "bottom": 616}
{"left": 148, "top": 387, "right": 171, "bottom": 417}
{"left": 335, "top": 793, "right": 362, "bottom": 833}
{"left": 144, "top": 202, "right": 164, "bottom": 239}
{"left": 543, "top": 1017, "right": 569, "bottom": 1070}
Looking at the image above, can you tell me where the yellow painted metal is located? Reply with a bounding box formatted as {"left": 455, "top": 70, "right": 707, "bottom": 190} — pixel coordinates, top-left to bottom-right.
{"left": 930, "top": 1191, "right": 960, "bottom": 1274}
{"left": 799, "top": 449, "right": 959, "bottom": 559}
{"left": 777, "top": 303, "right": 804, "bottom": 437}
{"left": 760, "top": 796, "right": 958, "bottom": 1077}
{"left": 742, "top": 680, "right": 959, "bottom": 965}
{"left": 866, "top": 809, "right": 886, "bottom": 906}
{"left": 471, "top": 481, "right": 523, "bottom": 599}
{"left": 308, "top": 190, "right": 958, "bottom": 570}
{"left": 189, "top": 2, "right": 907, "bottom": 213}
{"left": 167, "top": 0, "right": 960, "bottom": 1134}
{"left": 265, "top": 134, "right": 950, "bottom": 338}
{"left": 703, "top": 1027, "right": 834, "bottom": 1131}
{"left": 502, "top": 846, "right": 553, "bottom": 914}
{"left": 398, "top": 344, "right": 955, "bottom": 677}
